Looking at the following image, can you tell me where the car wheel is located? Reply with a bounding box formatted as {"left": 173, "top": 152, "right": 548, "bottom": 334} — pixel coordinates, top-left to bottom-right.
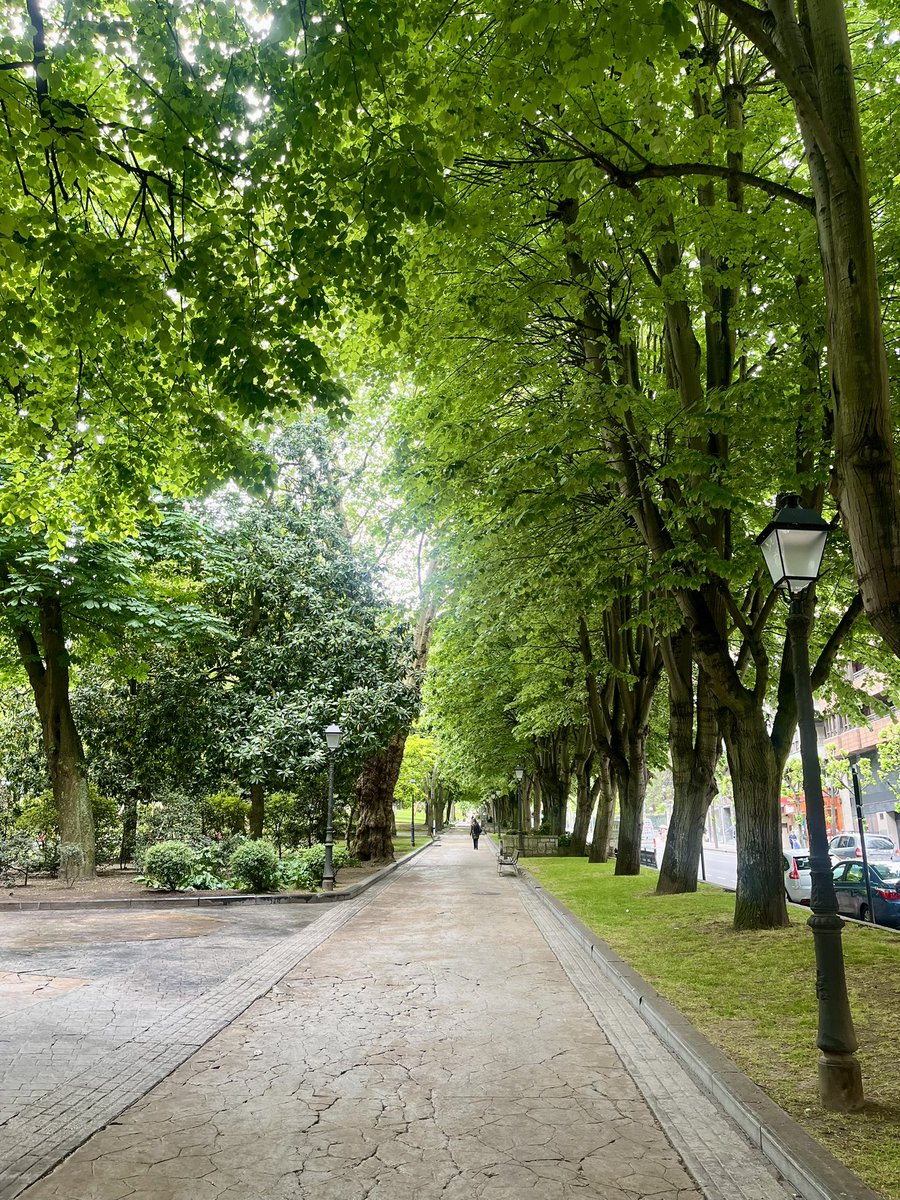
{"left": 860, "top": 905, "right": 874, "bottom": 923}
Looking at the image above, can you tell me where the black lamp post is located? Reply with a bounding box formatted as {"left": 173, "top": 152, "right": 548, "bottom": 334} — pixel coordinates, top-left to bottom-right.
{"left": 757, "top": 496, "right": 863, "bottom": 1111}
{"left": 515, "top": 765, "right": 525, "bottom": 853}
{"left": 410, "top": 779, "right": 416, "bottom": 848}
{"left": 321, "top": 723, "right": 343, "bottom": 892}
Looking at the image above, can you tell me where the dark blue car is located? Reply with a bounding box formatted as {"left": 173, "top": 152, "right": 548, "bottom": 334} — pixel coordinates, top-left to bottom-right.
{"left": 832, "top": 861, "right": 900, "bottom": 928}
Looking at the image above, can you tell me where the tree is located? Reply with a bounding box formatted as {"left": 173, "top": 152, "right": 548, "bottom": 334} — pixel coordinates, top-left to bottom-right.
{"left": 350, "top": 0, "right": 869, "bottom": 924}
{"left": 139, "top": 423, "right": 418, "bottom": 845}
{"left": 693, "top": 0, "right": 900, "bottom": 659}
{"left": 0, "top": 513, "right": 222, "bottom": 875}
{"left": 0, "top": 1, "right": 364, "bottom": 545}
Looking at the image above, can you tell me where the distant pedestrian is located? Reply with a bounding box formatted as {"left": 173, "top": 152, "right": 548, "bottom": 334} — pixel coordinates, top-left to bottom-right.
{"left": 789, "top": 830, "right": 801, "bottom": 849}
{"left": 470, "top": 817, "right": 482, "bottom": 849}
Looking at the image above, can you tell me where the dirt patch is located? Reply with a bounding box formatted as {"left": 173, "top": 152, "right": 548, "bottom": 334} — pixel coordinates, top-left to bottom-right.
{"left": 2, "top": 861, "right": 387, "bottom": 905}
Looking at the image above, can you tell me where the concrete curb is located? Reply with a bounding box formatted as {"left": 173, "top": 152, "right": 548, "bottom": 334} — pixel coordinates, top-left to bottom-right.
{"left": 0, "top": 839, "right": 435, "bottom": 913}
{"left": 520, "top": 869, "right": 882, "bottom": 1200}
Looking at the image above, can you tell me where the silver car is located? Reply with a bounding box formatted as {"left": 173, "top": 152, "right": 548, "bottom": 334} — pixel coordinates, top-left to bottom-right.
{"left": 827, "top": 833, "right": 900, "bottom": 863}
{"left": 783, "top": 851, "right": 812, "bottom": 904}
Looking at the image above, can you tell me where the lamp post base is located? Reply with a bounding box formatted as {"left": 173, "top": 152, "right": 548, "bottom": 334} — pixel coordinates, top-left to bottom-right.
{"left": 819, "top": 1052, "right": 864, "bottom": 1112}
{"left": 321, "top": 877, "right": 335, "bottom": 893}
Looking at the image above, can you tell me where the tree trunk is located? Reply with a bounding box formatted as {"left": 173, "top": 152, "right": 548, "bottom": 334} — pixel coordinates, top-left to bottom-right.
{"left": 249, "top": 783, "right": 265, "bottom": 839}
{"left": 16, "top": 600, "right": 95, "bottom": 878}
{"left": 539, "top": 774, "right": 567, "bottom": 835}
{"left": 614, "top": 733, "right": 647, "bottom": 876}
{"left": 657, "top": 636, "right": 721, "bottom": 894}
{"left": 353, "top": 588, "right": 435, "bottom": 856}
{"left": 570, "top": 754, "right": 593, "bottom": 856}
{"left": 535, "top": 730, "right": 570, "bottom": 834}
{"left": 588, "top": 759, "right": 614, "bottom": 863}
{"left": 656, "top": 775, "right": 712, "bottom": 895}
{"left": 351, "top": 729, "right": 404, "bottom": 862}
{"left": 119, "top": 793, "right": 138, "bottom": 868}
{"left": 434, "top": 781, "right": 445, "bottom": 832}
{"left": 570, "top": 726, "right": 594, "bottom": 855}
{"left": 722, "top": 708, "right": 788, "bottom": 930}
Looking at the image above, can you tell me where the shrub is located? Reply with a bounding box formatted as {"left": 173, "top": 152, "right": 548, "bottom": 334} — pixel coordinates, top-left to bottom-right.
{"left": 14, "top": 793, "right": 57, "bottom": 840}
{"left": 92, "top": 792, "right": 121, "bottom": 864}
{"left": 201, "top": 791, "right": 249, "bottom": 836}
{"left": 15, "top": 789, "right": 121, "bottom": 866}
{"left": 135, "top": 789, "right": 203, "bottom": 862}
{"left": 229, "top": 839, "right": 280, "bottom": 891}
{"left": 0, "top": 833, "right": 42, "bottom": 884}
{"left": 279, "top": 853, "right": 319, "bottom": 891}
{"left": 59, "top": 842, "right": 85, "bottom": 887}
{"left": 141, "top": 841, "right": 196, "bottom": 890}
{"left": 279, "top": 843, "right": 359, "bottom": 891}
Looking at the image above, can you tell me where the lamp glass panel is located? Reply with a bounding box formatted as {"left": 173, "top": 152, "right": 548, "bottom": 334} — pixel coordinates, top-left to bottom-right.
{"left": 325, "top": 724, "right": 343, "bottom": 750}
{"left": 760, "top": 531, "right": 786, "bottom": 588}
{"left": 777, "top": 528, "right": 828, "bottom": 592}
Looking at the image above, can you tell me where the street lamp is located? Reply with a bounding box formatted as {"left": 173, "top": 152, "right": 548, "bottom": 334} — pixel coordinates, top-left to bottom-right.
{"left": 515, "top": 765, "right": 525, "bottom": 854}
{"left": 321, "top": 723, "right": 343, "bottom": 892}
{"left": 410, "top": 779, "right": 416, "bottom": 848}
{"left": 757, "top": 496, "right": 863, "bottom": 1110}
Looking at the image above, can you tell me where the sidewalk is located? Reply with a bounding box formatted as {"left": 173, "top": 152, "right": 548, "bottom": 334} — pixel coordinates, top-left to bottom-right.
{"left": 0, "top": 830, "right": 854, "bottom": 1200}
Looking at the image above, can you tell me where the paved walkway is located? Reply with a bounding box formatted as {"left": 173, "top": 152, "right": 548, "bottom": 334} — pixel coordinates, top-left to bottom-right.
{"left": 3, "top": 831, "right": 801, "bottom": 1200}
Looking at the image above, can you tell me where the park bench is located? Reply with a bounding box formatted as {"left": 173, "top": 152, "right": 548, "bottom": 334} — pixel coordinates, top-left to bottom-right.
{"left": 497, "top": 845, "right": 520, "bottom": 876}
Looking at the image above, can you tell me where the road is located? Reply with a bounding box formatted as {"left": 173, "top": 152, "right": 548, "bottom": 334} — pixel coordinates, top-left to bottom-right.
{"left": 642, "top": 844, "right": 738, "bottom": 891}
{"left": 696, "top": 845, "right": 738, "bottom": 890}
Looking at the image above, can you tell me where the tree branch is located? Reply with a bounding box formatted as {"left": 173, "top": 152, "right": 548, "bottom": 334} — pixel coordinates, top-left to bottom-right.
{"left": 811, "top": 593, "right": 864, "bottom": 691}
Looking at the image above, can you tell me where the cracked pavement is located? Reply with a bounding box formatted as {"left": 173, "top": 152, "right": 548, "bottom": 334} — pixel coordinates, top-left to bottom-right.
{"left": 5, "top": 832, "right": 798, "bottom": 1199}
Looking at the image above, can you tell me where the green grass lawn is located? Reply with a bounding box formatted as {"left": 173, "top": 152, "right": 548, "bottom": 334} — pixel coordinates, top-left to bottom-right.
{"left": 524, "top": 857, "right": 900, "bottom": 1200}
{"left": 391, "top": 826, "right": 432, "bottom": 857}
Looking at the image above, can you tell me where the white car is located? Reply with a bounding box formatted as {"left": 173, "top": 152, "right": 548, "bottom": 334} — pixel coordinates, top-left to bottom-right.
{"left": 783, "top": 850, "right": 812, "bottom": 904}
{"left": 827, "top": 833, "right": 900, "bottom": 863}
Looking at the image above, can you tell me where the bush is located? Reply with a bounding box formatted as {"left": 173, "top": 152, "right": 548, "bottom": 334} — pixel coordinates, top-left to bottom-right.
{"left": 135, "top": 789, "right": 203, "bottom": 862}
{"left": 15, "top": 789, "right": 121, "bottom": 866}
{"left": 140, "top": 841, "right": 196, "bottom": 890}
{"left": 0, "top": 833, "right": 42, "bottom": 883}
{"left": 279, "top": 843, "right": 359, "bottom": 891}
{"left": 201, "top": 791, "right": 249, "bottom": 836}
{"left": 92, "top": 792, "right": 121, "bottom": 864}
{"left": 178, "top": 843, "right": 232, "bottom": 889}
{"left": 229, "top": 839, "right": 280, "bottom": 891}
{"left": 279, "top": 853, "right": 319, "bottom": 891}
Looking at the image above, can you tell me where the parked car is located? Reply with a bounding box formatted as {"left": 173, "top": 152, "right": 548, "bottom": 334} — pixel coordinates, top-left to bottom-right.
{"left": 783, "top": 851, "right": 812, "bottom": 904}
{"left": 832, "top": 860, "right": 900, "bottom": 928}
{"left": 827, "top": 833, "right": 900, "bottom": 863}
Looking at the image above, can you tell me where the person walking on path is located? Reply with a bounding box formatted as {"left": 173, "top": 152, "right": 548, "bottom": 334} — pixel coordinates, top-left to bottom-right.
{"left": 470, "top": 816, "right": 482, "bottom": 849}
